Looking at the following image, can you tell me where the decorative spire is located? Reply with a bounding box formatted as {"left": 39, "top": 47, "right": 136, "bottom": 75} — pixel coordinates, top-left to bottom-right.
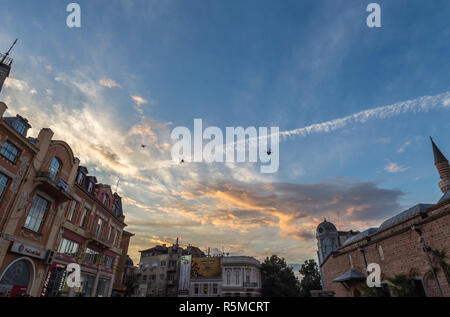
{"left": 431, "top": 137, "right": 450, "bottom": 194}
{"left": 431, "top": 137, "right": 448, "bottom": 163}
{"left": 0, "top": 39, "right": 18, "bottom": 64}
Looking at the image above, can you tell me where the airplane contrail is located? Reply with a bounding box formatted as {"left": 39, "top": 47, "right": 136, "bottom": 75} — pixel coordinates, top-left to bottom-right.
{"left": 279, "top": 91, "right": 450, "bottom": 139}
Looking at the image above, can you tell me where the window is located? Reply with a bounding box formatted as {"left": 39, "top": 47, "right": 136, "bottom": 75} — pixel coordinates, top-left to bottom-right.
{"left": 107, "top": 226, "right": 112, "bottom": 242}
{"left": 83, "top": 248, "right": 99, "bottom": 264}
{"left": 24, "top": 195, "right": 49, "bottom": 232}
{"left": 95, "top": 218, "right": 103, "bottom": 238}
{"left": 235, "top": 269, "right": 240, "bottom": 285}
{"left": 194, "top": 284, "right": 199, "bottom": 294}
{"left": 1, "top": 141, "right": 19, "bottom": 163}
{"left": 378, "top": 245, "right": 385, "bottom": 261}
{"left": 246, "top": 270, "right": 251, "bottom": 284}
{"left": 48, "top": 157, "right": 61, "bottom": 181}
{"left": 12, "top": 120, "right": 27, "bottom": 135}
{"left": 87, "top": 182, "right": 93, "bottom": 193}
{"left": 160, "top": 261, "right": 166, "bottom": 267}
{"left": 143, "top": 275, "right": 147, "bottom": 281}
{"left": 203, "top": 284, "right": 208, "bottom": 295}
{"left": 76, "top": 172, "right": 84, "bottom": 185}
{"left": 80, "top": 208, "right": 88, "bottom": 227}
{"left": 213, "top": 284, "right": 218, "bottom": 294}
{"left": 0, "top": 173, "right": 9, "bottom": 198}
{"left": 103, "top": 255, "right": 114, "bottom": 269}
{"left": 67, "top": 202, "right": 77, "bottom": 221}
{"left": 160, "top": 274, "right": 165, "bottom": 280}
{"left": 226, "top": 270, "right": 231, "bottom": 285}
{"left": 58, "top": 238, "right": 79, "bottom": 257}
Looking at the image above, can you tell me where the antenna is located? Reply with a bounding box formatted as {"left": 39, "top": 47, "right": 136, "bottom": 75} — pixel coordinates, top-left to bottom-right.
{"left": 1, "top": 39, "right": 18, "bottom": 63}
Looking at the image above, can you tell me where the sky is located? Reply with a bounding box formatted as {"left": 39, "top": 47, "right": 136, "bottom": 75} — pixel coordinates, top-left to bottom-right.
{"left": 1, "top": 0, "right": 450, "bottom": 268}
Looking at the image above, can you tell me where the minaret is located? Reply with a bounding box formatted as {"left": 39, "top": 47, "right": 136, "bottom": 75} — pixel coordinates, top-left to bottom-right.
{"left": 0, "top": 39, "right": 18, "bottom": 94}
{"left": 431, "top": 137, "right": 450, "bottom": 194}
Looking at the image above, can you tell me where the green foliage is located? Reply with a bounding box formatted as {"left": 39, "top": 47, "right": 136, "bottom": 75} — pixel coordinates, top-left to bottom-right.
{"left": 299, "top": 259, "right": 322, "bottom": 297}
{"left": 385, "top": 274, "right": 424, "bottom": 297}
{"left": 124, "top": 274, "right": 138, "bottom": 297}
{"left": 261, "top": 255, "right": 301, "bottom": 297}
{"left": 431, "top": 248, "right": 450, "bottom": 286}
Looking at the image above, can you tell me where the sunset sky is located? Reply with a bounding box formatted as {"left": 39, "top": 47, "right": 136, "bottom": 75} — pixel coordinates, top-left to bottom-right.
{"left": 1, "top": 0, "right": 450, "bottom": 267}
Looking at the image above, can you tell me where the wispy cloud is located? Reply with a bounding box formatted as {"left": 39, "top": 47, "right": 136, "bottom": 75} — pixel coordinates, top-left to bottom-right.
{"left": 384, "top": 162, "right": 409, "bottom": 173}
{"left": 99, "top": 78, "right": 121, "bottom": 88}
{"left": 397, "top": 141, "right": 411, "bottom": 153}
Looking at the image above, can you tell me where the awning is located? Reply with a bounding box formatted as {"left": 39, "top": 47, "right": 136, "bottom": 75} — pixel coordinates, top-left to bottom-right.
{"left": 332, "top": 269, "right": 366, "bottom": 283}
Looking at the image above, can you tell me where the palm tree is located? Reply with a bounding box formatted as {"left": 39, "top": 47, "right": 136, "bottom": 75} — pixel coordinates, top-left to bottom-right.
{"left": 429, "top": 248, "right": 450, "bottom": 287}
{"left": 385, "top": 274, "right": 424, "bottom": 297}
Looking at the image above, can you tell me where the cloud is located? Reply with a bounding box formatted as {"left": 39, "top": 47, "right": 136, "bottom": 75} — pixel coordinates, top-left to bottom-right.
{"left": 99, "top": 78, "right": 121, "bottom": 88}
{"left": 384, "top": 162, "right": 409, "bottom": 173}
{"left": 131, "top": 95, "right": 148, "bottom": 114}
{"left": 4, "top": 78, "right": 29, "bottom": 91}
{"left": 397, "top": 141, "right": 411, "bottom": 153}
{"left": 164, "top": 178, "right": 404, "bottom": 242}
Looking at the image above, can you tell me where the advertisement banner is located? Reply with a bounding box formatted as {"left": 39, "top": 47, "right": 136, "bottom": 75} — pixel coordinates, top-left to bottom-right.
{"left": 178, "top": 255, "right": 192, "bottom": 295}
{"left": 191, "top": 257, "right": 222, "bottom": 278}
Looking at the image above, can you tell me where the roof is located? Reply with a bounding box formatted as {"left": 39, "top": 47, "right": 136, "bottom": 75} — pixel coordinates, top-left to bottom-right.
{"left": 332, "top": 269, "right": 366, "bottom": 283}
{"left": 438, "top": 191, "right": 450, "bottom": 204}
{"left": 342, "top": 228, "right": 378, "bottom": 247}
{"left": 431, "top": 137, "right": 448, "bottom": 163}
{"left": 378, "top": 203, "right": 434, "bottom": 231}
{"left": 316, "top": 220, "right": 337, "bottom": 234}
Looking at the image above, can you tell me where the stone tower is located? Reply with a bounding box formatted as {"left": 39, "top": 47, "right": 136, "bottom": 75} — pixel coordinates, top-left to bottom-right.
{"left": 431, "top": 137, "right": 450, "bottom": 195}
{"left": 316, "top": 219, "right": 339, "bottom": 266}
{"left": 0, "top": 39, "right": 17, "bottom": 94}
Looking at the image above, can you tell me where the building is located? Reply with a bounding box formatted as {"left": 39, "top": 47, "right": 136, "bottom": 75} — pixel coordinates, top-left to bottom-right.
{"left": 137, "top": 243, "right": 183, "bottom": 297}
{"left": 41, "top": 167, "right": 130, "bottom": 297}
{"left": 112, "top": 230, "right": 135, "bottom": 296}
{"left": 318, "top": 138, "right": 450, "bottom": 297}
{"left": 316, "top": 220, "right": 358, "bottom": 289}
{"left": 221, "top": 256, "right": 262, "bottom": 297}
{"left": 189, "top": 256, "right": 222, "bottom": 297}
{"left": 0, "top": 53, "right": 134, "bottom": 296}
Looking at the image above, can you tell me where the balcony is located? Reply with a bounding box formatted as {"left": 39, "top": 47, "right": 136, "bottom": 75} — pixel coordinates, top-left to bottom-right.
{"left": 243, "top": 282, "right": 259, "bottom": 288}
{"left": 35, "top": 172, "right": 72, "bottom": 201}
{"left": 0, "top": 53, "right": 13, "bottom": 67}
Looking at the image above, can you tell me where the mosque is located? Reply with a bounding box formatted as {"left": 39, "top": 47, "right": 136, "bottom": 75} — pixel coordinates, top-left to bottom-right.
{"left": 316, "top": 138, "right": 450, "bottom": 297}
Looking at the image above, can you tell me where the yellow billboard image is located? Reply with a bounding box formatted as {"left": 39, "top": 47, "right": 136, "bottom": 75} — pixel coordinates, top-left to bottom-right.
{"left": 191, "top": 257, "right": 222, "bottom": 278}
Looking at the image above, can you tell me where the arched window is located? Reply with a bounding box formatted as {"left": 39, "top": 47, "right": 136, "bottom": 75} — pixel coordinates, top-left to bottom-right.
{"left": 0, "top": 259, "right": 33, "bottom": 295}
{"left": 48, "top": 157, "right": 61, "bottom": 181}
{"left": 226, "top": 270, "right": 231, "bottom": 285}
{"left": 235, "top": 269, "right": 240, "bottom": 285}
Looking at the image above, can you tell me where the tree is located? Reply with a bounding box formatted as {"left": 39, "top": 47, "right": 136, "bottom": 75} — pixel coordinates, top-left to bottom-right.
{"left": 298, "top": 259, "right": 322, "bottom": 297}
{"left": 385, "top": 274, "right": 424, "bottom": 297}
{"left": 124, "top": 273, "right": 138, "bottom": 297}
{"left": 431, "top": 248, "right": 450, "bottom": 287}
{"left": 260, "top": 255, "right": 300, "bottom": 297}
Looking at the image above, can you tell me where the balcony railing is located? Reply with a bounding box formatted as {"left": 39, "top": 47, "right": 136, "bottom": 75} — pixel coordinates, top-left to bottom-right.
{"left": 0, "top": 53, "right": 13, "bottom": 67}
{"left": 243, "top": 282, "right": 259, "bottom": 288}
{"left": 35, "top": 172, "right": 72, "bottom": 201}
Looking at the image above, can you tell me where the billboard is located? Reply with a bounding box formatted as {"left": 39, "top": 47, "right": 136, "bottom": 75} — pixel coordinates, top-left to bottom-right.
{"left": 191, "top": 257, "right": 222, "bottom": 278}
{"left": 178, "top": 255, "right": 192, "bottom": 295}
